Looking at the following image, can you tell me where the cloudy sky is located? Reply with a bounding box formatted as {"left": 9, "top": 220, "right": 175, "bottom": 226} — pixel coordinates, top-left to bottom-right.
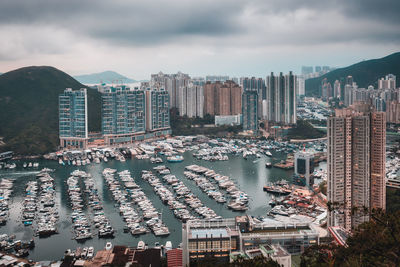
{"left": 0, "top": 0, "right": 399, "bottom": 80}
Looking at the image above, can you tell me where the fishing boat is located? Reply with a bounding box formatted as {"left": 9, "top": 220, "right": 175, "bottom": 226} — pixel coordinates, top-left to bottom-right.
{"left": 167, "top": 155, "right": 184, "bottom": 163}
{"left": 105, "top": 242, "right": 113, "bottom": 251}
{"left": 137, "top": 240, "right": 145, "bottom": 250}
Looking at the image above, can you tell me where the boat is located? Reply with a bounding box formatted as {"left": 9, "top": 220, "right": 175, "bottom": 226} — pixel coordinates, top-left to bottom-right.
{"left": 137, "top": 240, "right": 145, "bottom": 250}
{"left": 23, "top": 163, "right": 27, "bottom": 168}
{"left": 263, "top": 185, "right": 291, "bottom": 195}
{"left": 265, "top": 162, "right": 272, "bottom": 168}
{"left": 87, "top": 247, "right": 94, "bottom": 258}
{"left": 265, "top": 151, "right": 272, "bottom": 157}
{"left": 105, "top": 242, "right": 113, "bottom": 251}
{"left": 167, "top": 155, "right": 184, "bottom": 163}
{"left": 165, "top": 241, "right": 172, "bottom": 251}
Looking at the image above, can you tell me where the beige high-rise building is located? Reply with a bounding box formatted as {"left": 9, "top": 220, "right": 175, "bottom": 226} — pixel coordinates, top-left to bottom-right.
{"left": 203, "top": 80, "right": 241, "bottom": 116}
{"left": 327, "top": 102, "right": 386, "bottom": 232}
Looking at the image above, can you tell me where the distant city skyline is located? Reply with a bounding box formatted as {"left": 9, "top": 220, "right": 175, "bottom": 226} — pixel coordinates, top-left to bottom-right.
{"left": 0, "top": 0, "right": 399, "bottom": 80}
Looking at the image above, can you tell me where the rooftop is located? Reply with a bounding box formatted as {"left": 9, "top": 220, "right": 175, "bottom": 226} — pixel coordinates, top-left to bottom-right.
{"left": 190, "top": 228, "right": 228, "bottom": 239}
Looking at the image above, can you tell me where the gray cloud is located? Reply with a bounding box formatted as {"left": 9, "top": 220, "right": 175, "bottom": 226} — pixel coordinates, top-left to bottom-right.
{"left": 0, "top": 0, "right": 398, "bottom": 46}
{"left": 0, "top": 0, "right": 244, "bottom": 45}
{"left": 0, "top": 0, "right": 399, "bottom": 77}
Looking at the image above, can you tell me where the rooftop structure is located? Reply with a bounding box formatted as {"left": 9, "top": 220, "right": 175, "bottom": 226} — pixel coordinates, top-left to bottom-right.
{"left": 182, "top": 216, "right": 319, "bottom": 266}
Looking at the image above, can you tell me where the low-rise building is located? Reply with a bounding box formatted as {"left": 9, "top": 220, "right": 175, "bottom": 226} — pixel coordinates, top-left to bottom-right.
{"left": 182, "top": 216, "right": 319, "bottom": 266}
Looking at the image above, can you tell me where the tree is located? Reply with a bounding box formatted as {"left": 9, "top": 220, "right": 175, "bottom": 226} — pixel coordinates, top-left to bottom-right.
{"left": 300, "top": 209, "right": 400, "bottom": 267}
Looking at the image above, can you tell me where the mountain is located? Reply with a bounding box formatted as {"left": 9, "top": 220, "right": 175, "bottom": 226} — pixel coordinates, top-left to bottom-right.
{"left": 0, "top": 66, "right": 101, "bottom": 155}
{"left": 74, "top": 70, "right": 136, "bottom": 84}
{"left": 305, "top": 52, "right": 400, "bottom": 96}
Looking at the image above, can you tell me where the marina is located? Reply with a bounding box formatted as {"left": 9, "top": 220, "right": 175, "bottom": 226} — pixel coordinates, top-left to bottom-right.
{"left": 0, "top": 136, "right": 335, "bottom": 261}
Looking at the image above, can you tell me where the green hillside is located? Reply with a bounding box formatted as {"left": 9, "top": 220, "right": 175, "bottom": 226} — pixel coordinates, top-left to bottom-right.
{"left": 0, "top": 66, "right": 101, "bottom": 155}
{"left": 305, "top": 52, "right": 400, "bottom": 96}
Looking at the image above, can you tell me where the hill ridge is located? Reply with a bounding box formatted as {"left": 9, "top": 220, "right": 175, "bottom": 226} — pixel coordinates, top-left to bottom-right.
{"left": 74, "top": 70, "right": 136, "bottom": 84}
{"left": 305, "top": 52, "right": 400, "bottom": 96}
{"left": 0, "top": 66, "right": 101, "bottom": 155}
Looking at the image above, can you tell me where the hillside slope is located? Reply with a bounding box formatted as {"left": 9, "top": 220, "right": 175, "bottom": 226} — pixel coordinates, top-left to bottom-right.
{"left": 0, "top": 66, "right": 101, "bottom": 155}
{"left": 305, "top": 52, "right": 400, "bottom": 96}
{"left": 74, "top": 70, "right": 136, "bottom": 84}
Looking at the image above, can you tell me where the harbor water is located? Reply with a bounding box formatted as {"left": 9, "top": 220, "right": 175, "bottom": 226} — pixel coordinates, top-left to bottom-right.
{"left": 0, "top": 151, "right": 326, "bottom": 261}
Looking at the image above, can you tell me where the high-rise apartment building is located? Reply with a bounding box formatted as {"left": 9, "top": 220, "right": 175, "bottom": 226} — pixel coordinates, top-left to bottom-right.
{"left": 297, "top": 76, "right": 305, "bottom": 97}
{"left": 242, "top": 77, "right": 266, "bottom": 119}
{"left": 321, "top": 78, "right": 332, "bottom": 99}
{"left": 266, "top": 72, "right": 297, "bottom": 124}
{"left": 294, "top": 151, "right": 315, "bottom": 187}
{"left": 59, "top": 88, "right": 88, "bottom": 149}
{"left": 327, "top": 103, "right": 386, "bottom": 231}
{"left": 301, "top": 66, "right": 313, "bottom": 75}
{"left": 203, "top": 80, "right": 241, "bottom": 116}
{"left": 344, "top": 83, "right": 356, "bottom": 107}
{"left": 242, "top": 89, "right": 258, "bottom": 132}
{"left": 334, "top": 80, "right": 341, "bottom": 99}
{"left": 150, "top": 72, "right": 190, "bottom": 108}
{"left": 145, "top": 89, "right": 170, "bottom": 132}
{"left": 378, "top": 74, "right": 396, "bottom": 89}
{"left": 345, "top": 76, "right": 354, "bottom": 86}
{"left": 386, "top": 101, "right": 400, "bottom": 124}
{"left": 205, "top": 75, "right": 229, "bottom": 83}
{"left": 177, "top": 83, "right": 204, "bottom": 118}
{"left": 101, "top": 86, "right": 145, "bottom": 145}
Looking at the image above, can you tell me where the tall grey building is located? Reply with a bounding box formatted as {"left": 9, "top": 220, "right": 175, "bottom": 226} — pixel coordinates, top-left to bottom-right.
{"left": 177, "top": 83, "right": 204, "bottom": 118}
{"left": 150, "top": 71, "right": 190, "bottom": 109}
{"left": 242, "top": 89, "right": 258, "bottom": 132}
{"left": 241, "top": 77, "right": 266, "bottom": 119}
{"left": 266, "top": 72, "right": 297, "bottom": 124}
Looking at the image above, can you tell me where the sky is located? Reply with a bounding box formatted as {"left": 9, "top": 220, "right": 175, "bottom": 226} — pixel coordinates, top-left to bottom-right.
{"left": 0, "top": 0, "right": 399, "bottom": 80}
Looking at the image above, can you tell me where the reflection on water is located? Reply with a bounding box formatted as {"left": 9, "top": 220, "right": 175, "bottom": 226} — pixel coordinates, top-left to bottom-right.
{"left": 0, "top": 151, "right": 316, "bottom": 261}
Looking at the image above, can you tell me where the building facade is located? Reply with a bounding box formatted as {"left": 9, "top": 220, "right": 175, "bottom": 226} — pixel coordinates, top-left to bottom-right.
{"left": 182, "top": 216, "right": 319, "bottom": 266}
{"left": 177, "top": 83, "right": 204, "bottom": 118}
{"left": 242, "top": 89, "right": 258, "bottom": 132}
{"left": 101, "top": 87, "right": 146, "bottom": 145}
{"left": 327, "top": 103, "right": 386, "bottom": 231}
{"left": 150, "top": 72, "right": 190, "bottom": 109}
{"left": 294, "top": 151, "right": 315, "bottom": 187}
{"left": 378, "top": 74, "right": 396, "bottom": 89}
{"left": 241, "top": 77, "right": 266, "bottom": 118}
{"left": 266, "top": 72, "right": 297, "bottom": 124}
{"left": 203, "top": 81, "right": 242, "bottom": 116}
{"left": 145, "top": 89, "right": 171, "bottom": 132}
{"left": 59, "top": 88, "right": 88, "bottom": 149}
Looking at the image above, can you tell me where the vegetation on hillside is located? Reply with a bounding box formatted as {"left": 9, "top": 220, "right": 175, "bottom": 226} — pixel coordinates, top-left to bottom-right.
{"left": 0, "top": 66, "right": 101, "bottom": 155}
{"left": 286, "top": 119, "right": 326, "bottom": 140}
{"left": 301, "top": 209, "right": 400, "bottom": 267}
{"left": 170, "top": 108, "right": 242, "bottom": 137}
{"left": 305, "top": 52, "right": 400, "bottom": 96}
{"left": 387, "top": 187, "right": 400, "bottom": 214}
